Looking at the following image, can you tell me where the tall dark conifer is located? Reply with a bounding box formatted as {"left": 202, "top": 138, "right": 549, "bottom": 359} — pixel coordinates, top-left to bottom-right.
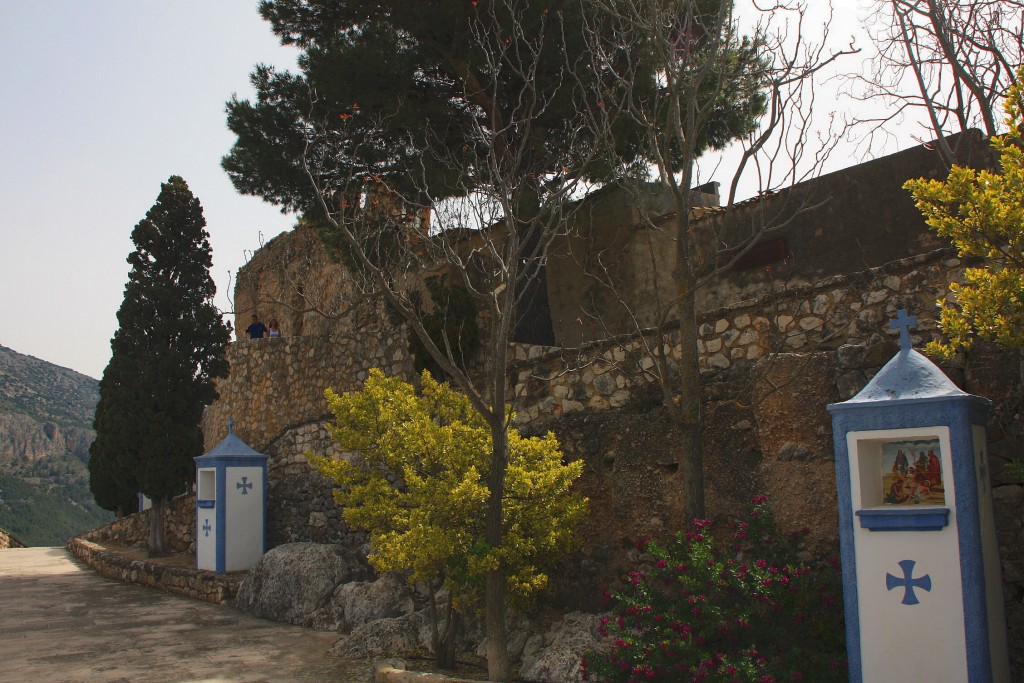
{"left": 89, "top": 352, "right": 140, "bottom": 517}
{"left": 89, "top": 176, "right": 230, "bottom": 555}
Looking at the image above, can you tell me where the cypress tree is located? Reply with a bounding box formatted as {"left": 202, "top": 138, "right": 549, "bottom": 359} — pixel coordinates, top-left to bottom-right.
{"left": 90, "top": 176, "right": 230, "bottom": 555}
{"left": 89, "top": 353, "right": 140, "bottom": 517}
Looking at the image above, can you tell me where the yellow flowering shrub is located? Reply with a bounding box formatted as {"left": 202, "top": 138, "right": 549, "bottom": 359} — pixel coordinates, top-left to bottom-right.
{"left": 905, "top": 67, "right": 1024, "bottom": 359}
{"left": 308, "top": 368, "right": 586, "bottom": 609}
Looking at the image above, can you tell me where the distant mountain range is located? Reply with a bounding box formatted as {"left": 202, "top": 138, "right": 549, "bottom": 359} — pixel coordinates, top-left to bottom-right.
{"left": 0, "top": 344, "right": 113, "bottom": 545}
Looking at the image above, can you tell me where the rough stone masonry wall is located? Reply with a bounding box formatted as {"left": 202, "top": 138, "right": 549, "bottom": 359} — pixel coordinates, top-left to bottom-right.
{"left": 66, "top": 536, "right": 241, "bottom": 605}
{"left": 81, "top": 493, "right": 197, "bottom": 554}
{"left": 508, "top": 247, "right": 1024, "bottom": 674}
{"left": 509, "top": 248, "right": 963, "bottom": 422}
{"left": 0, "top": 527, "right": 26, "bottom": 549}
{"left": 505, "top": 249, "right": 964, "bottom": 600}
{"left": 198, "top": 240, "right": 1023, "bottom": 675}
{"left": 201, "top": 329, "right": 416, "bottom": 549}
{"left": 508, "top": 246, "right": 1024, "bottom": 549}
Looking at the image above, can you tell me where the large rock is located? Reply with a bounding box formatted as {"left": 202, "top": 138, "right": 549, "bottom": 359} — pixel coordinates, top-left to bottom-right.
{"left": 518, "top": 612, "right": 604, "bottom": 683}
{"left": 236, "top": 542, "right": 371, "bottom": 627}
{"left": 331, "top": 612, "right": 431, "bottom": 658}
{"left": 317, "top": 573, "right": 416, "bottom": 632}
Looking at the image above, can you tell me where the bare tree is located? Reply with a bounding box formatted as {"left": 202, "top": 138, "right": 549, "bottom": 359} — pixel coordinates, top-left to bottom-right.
{"left": 576, "top": 0, "right": 857, "bottom": 520}
{"left": 228, "top": 0, "right": 853, "bottom": 674}
{"left": 849, "top": 0, "right": 1024, "bottom": 164}
{"left": 286, "top": 5, "right": 629, "bottom": 678}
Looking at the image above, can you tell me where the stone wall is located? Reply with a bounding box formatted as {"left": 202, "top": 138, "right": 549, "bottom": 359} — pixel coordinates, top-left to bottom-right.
{"left": 204, "top": 242, "right": 1017, "bottom": 563}
{"left": 232, "top": 224, "right": 368, "bottom": 340}
{"left": 83, "top": 493, "right": 197, "bottom": 554}
{"left": 506, "top": 248, "right": 1024, "bottom": 673}
{"left": 202, "top": 331, "right": 415, "bottom": 549}
{"left": 261, "top": 419, "right": 370, "bottom": 548}
{"left": 509, "top": 248, "right": 961, "bottom": 423}
{"left": 0, "top": 527, "right": 26, "bottom": 549}
{"left": 66, "top": 536, "right": 241, "bottom": 605}
{"left": 690, "top": 131, "right": 993, "bottom": 314}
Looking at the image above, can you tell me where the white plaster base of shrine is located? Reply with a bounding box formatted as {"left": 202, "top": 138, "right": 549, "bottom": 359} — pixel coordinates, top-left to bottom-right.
{"left": 829, "top": 314, "right": 1009, "bottom": 683}
{"left": 843, "top": 426, "right": 968, "bottom": 681}
{"left": 195, "top": 423, "right": 268, "bottom": 573}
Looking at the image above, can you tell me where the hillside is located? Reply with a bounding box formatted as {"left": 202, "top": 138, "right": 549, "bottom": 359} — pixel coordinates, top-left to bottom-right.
{"left": 0, "top": 344, "right": 113, "bottom": 545}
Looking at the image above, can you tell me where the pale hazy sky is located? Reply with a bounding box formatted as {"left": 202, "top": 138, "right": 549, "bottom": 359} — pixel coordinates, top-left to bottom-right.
{"left": 1, "top": 2, "right": 298, "bottom": 379}
{"left": 0, "top": 1, "right": 882, "bottom": 381}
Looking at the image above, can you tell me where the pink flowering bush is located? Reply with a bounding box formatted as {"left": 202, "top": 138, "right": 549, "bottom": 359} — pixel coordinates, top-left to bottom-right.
{"left": 582, "top": 496, "right": 846, "bottom": 682}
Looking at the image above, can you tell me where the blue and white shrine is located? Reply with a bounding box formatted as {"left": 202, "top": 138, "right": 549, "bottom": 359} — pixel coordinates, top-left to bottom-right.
{"left": 827, "top": 311, "right": 1009, "bottom": 682}
{"left": 194, "top": 419, "right": 268, "bottom": 573}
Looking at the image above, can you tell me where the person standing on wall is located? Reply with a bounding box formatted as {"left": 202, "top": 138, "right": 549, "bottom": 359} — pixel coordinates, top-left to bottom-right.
{"left": 245, "top": 314, "right": 267, "bottom": 339}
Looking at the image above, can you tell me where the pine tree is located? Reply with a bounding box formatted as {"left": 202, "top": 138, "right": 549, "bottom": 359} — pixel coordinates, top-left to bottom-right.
{"left": 90, "top": 176, "right": 230, "bottom": 556}
{"left": 224, "top": 3, "right": 768, "bottom": 678}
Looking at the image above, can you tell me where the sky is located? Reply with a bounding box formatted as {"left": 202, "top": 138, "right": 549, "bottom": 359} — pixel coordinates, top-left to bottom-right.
{"left": 0, "top": 1, "right": 882, "bottom": 381}
{"left": 1, "top": 2, "right": 298, "bottom": 379}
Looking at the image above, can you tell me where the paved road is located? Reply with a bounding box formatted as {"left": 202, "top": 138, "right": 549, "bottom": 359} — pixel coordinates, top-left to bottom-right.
{"left": 0, "top": 547, "right": 371, "bottom": 682}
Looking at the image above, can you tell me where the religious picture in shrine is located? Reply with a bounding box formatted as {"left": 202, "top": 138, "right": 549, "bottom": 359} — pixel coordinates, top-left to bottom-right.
{"left": 881, "top": 438, "right": 945, "bottom": 506}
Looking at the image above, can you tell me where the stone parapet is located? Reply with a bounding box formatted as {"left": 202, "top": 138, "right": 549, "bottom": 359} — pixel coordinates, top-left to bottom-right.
{"left": 0, "top": 527, "right": 26, "bottom": 549}
{"left": 508, "top": 249, "right": 961, "bottom": 423}
{"left": 66, "top": 537, "right": 242, "bottom": 605}
{"left": 201, "top": 329, "right": 414, "bottom": 549}
{"left": 203, "top": 330, "right": 414, "bottom": 454}
{"left": 84, "top": 493, "right": 197, "bottom": 554}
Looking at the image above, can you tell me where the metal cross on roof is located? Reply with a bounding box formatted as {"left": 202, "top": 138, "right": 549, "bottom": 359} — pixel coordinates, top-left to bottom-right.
{"left": 889, "top": 309, "right": 918, "bottom": 352}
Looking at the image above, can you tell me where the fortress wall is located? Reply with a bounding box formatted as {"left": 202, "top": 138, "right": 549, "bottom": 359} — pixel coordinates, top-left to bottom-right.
{"left": 509, "top": 248, "right": 964, "bottom": 423}
{"left": 201, "top": 328, "right": 415, "bottom": 549}
{"left": 201, "top": 244, "right": 972, "bottom": 554}
{"left": 197, "top": 228, "right": 1022, "bottom": 666}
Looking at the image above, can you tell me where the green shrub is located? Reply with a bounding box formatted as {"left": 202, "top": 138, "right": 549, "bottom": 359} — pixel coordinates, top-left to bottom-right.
{"left": 583, "top": 496, "right": 847, "bottom": 682}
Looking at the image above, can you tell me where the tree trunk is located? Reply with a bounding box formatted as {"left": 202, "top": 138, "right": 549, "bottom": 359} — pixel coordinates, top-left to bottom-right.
{"left": 428, "top": 584, "right": 461, "bottom": 670}
{"left": 438, "top": 610, "right": 460, "bottom": 670}
{"left": 674, "top": 288, "right": 705, "bottom": 522}
{"left": 484, "top": 424, "right": 512, "bottom": 682}
{"left": 148, "top": 496, "right": 167, "bottom": 557}
{"left": 485, "top": 569, "right": 511, "bottom": 681}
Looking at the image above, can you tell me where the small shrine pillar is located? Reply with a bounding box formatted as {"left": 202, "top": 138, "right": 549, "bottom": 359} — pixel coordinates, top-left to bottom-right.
{"left": 827, "top": 311, "right": 1009, "bottom": 682}
{"left": 194, "top": 419, "right": 268, "bottom": 573}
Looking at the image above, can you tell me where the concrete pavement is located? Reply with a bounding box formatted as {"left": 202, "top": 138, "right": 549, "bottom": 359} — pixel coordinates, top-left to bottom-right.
{"left": 0, "top": 547, "right": 371, "bottom": 682}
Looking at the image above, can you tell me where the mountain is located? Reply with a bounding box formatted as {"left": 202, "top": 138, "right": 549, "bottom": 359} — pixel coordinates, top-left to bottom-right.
{"left": 0, "top": 344, "right": 113, "bottom": 545}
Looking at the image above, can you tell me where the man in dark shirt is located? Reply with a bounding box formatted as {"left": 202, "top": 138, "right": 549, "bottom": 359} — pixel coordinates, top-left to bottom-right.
{"left": 245, "top": 314, "right": 268, "bottom": 339}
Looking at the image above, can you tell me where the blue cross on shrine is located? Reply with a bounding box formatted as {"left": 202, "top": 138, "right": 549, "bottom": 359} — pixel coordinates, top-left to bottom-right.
{"left": 202, "top": 519, "right": 212, "bottom": 537}
{"left": 236, "top": 476, "right": 253, "bottom": 495}
{"left": 886, "top": 559, "right": 932, "bottom": 605}
{"left": 889, "top": 309, "right": 918, "bottom": 352}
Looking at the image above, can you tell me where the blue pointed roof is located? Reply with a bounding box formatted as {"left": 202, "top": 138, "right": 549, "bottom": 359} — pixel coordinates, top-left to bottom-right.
{"left": 844, "top": 348, "right": 969, "bottom": 404}
{"left": 195, "top": 419, "right": 265, "bottom": 463}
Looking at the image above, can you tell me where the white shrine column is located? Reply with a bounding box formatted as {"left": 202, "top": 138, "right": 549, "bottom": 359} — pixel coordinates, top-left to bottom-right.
{"left": 194, "top": 419, "right": 268, "bottom": 573}
{"left": 827, "top": 311, "right": 1009, "bottom": 683}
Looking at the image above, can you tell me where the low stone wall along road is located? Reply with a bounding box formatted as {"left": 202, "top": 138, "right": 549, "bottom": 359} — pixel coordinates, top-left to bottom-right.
{"left": 0, "top": 547, "right": 371, "bottom": 682}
